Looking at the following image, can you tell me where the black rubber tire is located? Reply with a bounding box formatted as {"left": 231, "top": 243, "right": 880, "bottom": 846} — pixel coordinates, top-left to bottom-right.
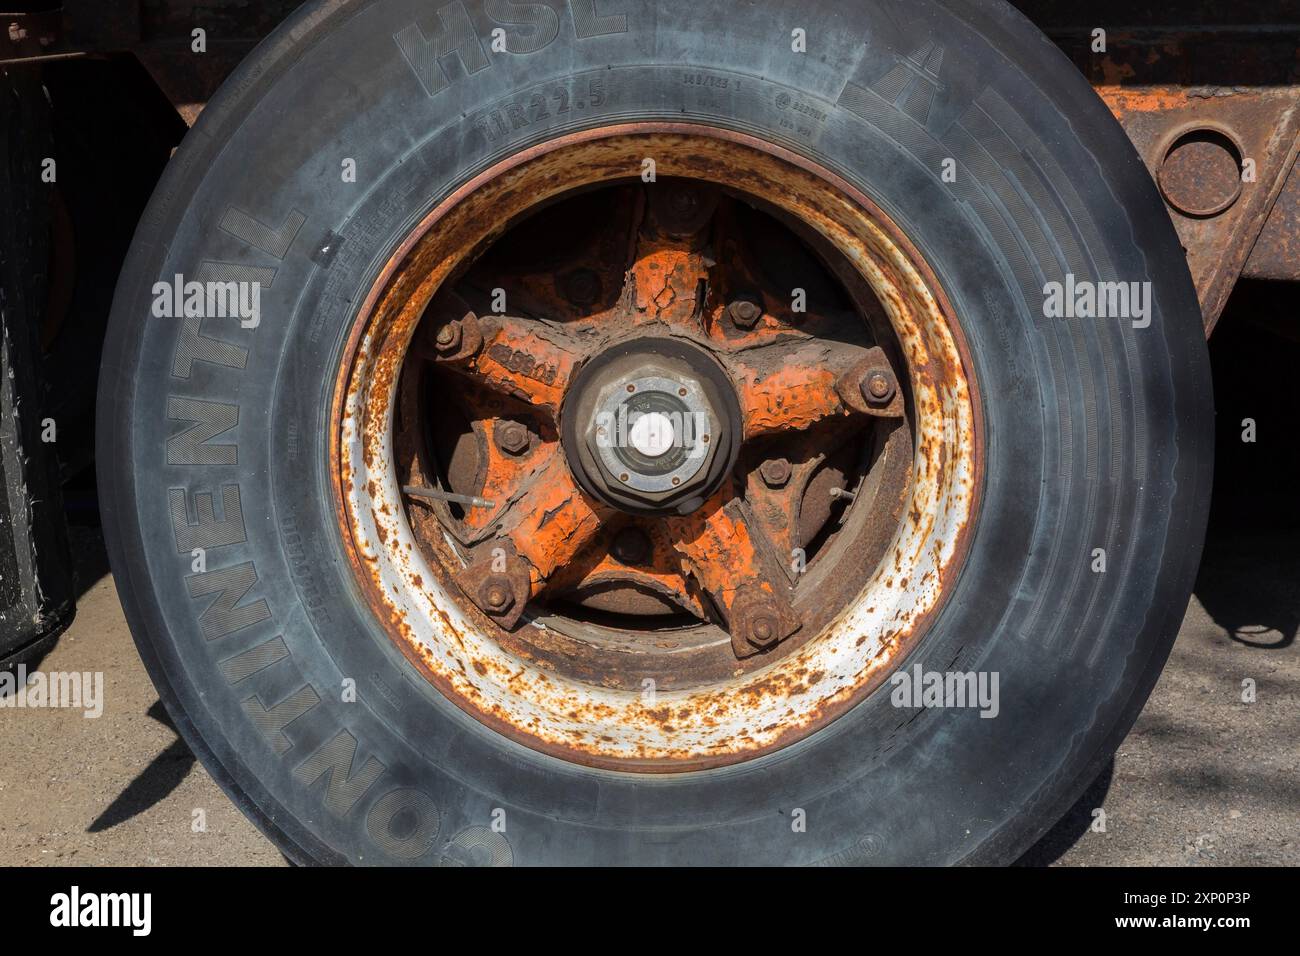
{"left": 98, "top": 0, "right": 1212, "bottom": 866}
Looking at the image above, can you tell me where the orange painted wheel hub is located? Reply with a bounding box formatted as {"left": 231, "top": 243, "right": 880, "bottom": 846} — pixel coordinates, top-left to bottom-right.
{"left": 331, "top": 125, "right": 981, "bottom": 771}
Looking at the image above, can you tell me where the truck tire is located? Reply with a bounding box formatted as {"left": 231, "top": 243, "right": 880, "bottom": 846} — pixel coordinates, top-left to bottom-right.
{"left": 98, "top": 0, "right": 1212, "bottom": 865}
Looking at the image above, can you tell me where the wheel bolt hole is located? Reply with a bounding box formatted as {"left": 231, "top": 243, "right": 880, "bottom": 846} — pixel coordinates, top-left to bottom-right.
{"left": 611, "top": 527, "right": 652, "bottom": 566}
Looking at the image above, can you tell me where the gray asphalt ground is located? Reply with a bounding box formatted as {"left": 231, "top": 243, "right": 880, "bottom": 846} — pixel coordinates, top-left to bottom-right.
{"left": 1, "top": 515, "right": 1295, "bottom": 867}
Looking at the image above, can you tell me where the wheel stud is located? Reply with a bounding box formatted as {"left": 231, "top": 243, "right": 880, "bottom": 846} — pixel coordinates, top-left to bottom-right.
{"left": 434, "top": 320, "right": 463, "bottom": 355}
{"left": 749, "top": 616, "right": 777, "bottom": 647}
{"left": 862, "top": 368, "right": 897, "bottom": 406}
{"left": 759, "top": 458, "right": 792, "bottom": 488}
{"left": 730, "top": 586, "right": 801, "bottom": 657}
{"left": 727, "top": 296, "right": 763, "bottom": 330}
{"left": 479, "top": 576, "right": 516, "bottom": 614}
{"left": 457, "top": 550, "right": 530, "bottom": 629}
{"left": 611, "top": 527, "right": 651, "bottom": 566}
{"left": 496, "top": 421, "right": 530, "bottom": 456}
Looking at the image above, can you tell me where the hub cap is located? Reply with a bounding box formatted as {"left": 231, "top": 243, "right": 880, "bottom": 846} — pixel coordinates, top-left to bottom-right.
{"left": 563, "top": 338, "right": 740, "bottom": 516}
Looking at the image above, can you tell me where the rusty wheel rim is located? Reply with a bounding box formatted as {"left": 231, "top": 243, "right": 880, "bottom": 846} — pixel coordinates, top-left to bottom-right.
{"left": 331, "top": 125, "right": 982, "bottom": 772}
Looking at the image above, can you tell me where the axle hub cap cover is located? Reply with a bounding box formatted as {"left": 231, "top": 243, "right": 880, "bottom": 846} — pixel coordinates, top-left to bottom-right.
{"left": 562, "top": 338, "right": 742, "bottom": 515}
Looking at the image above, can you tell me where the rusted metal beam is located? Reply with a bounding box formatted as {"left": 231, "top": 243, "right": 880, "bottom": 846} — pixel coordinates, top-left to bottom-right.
{"left": 1244, "top": 158, "right": 1300, "bottom": 281}
{"left": 1096, "top": 86, "right": 1300, "bottom": 332}
{"left": 1013, "top": 6, "right": 1300, "bottom": 331}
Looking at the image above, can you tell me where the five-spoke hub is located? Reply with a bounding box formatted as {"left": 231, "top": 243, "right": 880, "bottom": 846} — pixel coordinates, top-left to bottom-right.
{"left": 396, "top": 175, "right": 908, "bottom": 660}
{"left": 335, "top": 128, "right": 978, "bottom": 770}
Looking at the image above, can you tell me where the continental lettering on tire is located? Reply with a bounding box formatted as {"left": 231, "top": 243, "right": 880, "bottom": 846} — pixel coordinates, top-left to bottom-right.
{"left": 171, "top": 261, "right": 273, "bottom": 379}
{"left": 366, "top": 789, "right": 443, "bottom": 860}
{"left": 154, "top": 163, "right": 476, "bottom": 862}
{"left": 164, "top": 455, "right": 446, "bottom": 859}
{"left": 170, "top": 206, "right": 304, "bottom": 376}
{"left": 186, "top": 562, "right": 271, "bottom": 640}
{"left": 218, "top": 635, "right": 291, "bottom": 685}
{"left": 241, "top": 684, "right": 321, "bottom": 754}
{"left": 440, "top": 827, "right": 514, "bottom": 867}
{"left": 219, "top": 206, "right": 307, "bottom": 261}
{"left": 169, "top": 202, "right": 302, "bottom": 378}
{"left": 396, "top": 0, "right": 629, "bottom": 99}
{"left": 169, "top": 485, "right": 247, "bottom": 552}
{"left": 171, "top": 308, "right": 250, "bottom": 380}
{"left": 165, "top": 486, "right": 384, "bottom": 829}
{"left": 294, "top": 730, "right": 387, "bottom": 817}
{"left": 166, "top": 397, "right": 239, "bottom": 466}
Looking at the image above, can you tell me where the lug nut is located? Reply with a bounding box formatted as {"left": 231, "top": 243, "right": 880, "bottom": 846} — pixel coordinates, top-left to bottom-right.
{"left": 748, "top": 614, "right": 779, "bottom": 648}
{"left": 611, "top": 527, "right": 652, "bottom": 567}
{"left": 728, "top": 297, "right": 763, "bottom": 330}
{"left": 458, "top": 550, "right": 530, "bottom": 629}
{"left": 496, "top": 422, "right": 530, "bottom": 456}
{"left": 729, "top": 586, "right": 800, "bottom": 658}
{"left": 433, "top": 321, "right": 463, "bottom": 355}
{"left": 479, "top": 576, "right": 516, "bottom": 614}
{"left": 862, "top": 369, "right": 897, "bottom": 406}
{"left": 759, "top": 458, "right": 792, "bottom": 489}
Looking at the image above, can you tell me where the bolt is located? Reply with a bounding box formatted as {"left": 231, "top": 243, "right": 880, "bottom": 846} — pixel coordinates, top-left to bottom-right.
{"left": 561, "top": 269, "right": 602, "bottom": 307}
{"left": 728, "top": 297, "right": 763, "bottom": 330}
{"left": 434, "top": 321, "right": 463, "bottom": 355}
{"left": 730, "top": 586, "right": 800, "bottom": 657}
{"left": 748, "top": 614, "right": 779, "bottom": 649}
{"left": 759, "top": 458, "right": 793, "bottom": 489}
{"left": 611, "top": 527, "right": 651, "bottom": 566}
{"left": 496, "top": 422, "right": 530, "bottom": 456}
{"left": 479, "top": 576, "right": 516, "bottom": 615}
{"left": 862, "top": 369, "right": 897, "bottom": 406}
